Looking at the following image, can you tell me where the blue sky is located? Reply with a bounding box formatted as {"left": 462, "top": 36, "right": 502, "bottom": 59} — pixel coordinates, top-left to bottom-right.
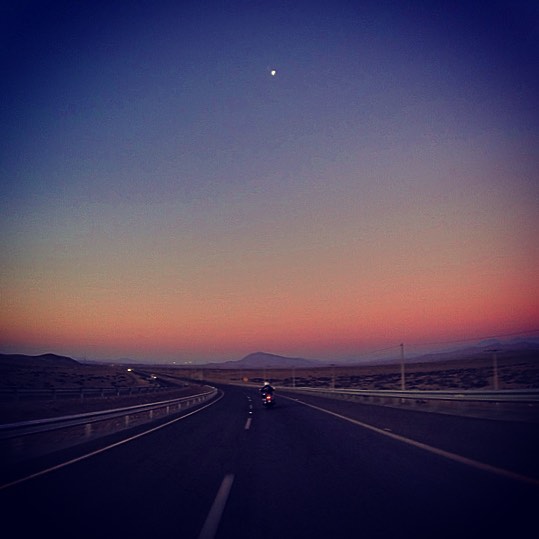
{"left": 1, "top": 1, "right": 538, "bottom": 363}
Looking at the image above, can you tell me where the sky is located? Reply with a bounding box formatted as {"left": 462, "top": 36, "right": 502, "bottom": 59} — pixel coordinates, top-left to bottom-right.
{"left": 1, "top": 0, "right": 538, "bottom": 364}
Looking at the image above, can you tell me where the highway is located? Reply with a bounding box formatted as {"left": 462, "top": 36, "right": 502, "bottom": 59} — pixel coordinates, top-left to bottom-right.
{"left": 2, "top": 384, "right": 538, "bottom": 538}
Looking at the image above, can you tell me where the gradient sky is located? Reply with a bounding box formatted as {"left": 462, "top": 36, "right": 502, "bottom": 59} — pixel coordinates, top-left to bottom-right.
{"left": 1, "top": 1, "right": 538, "bottom": 363}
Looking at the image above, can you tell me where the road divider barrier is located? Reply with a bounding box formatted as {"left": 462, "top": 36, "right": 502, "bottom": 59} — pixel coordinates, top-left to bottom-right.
{"left": 277, "top": 387, "right": 539, "bottom": 421}
{"left": 0, "top": 386, "right": 218, "bottom": 463}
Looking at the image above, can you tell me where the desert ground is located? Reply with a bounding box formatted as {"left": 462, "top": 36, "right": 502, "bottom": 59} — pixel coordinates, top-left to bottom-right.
{"left": 1, "top": 350, "right": 537, "bottom": 424}
{"left": 0, "top": 358, "right": 199, "bottom": 423}
{"left": 168, "top": 351, "right": 539, "bottom": 391}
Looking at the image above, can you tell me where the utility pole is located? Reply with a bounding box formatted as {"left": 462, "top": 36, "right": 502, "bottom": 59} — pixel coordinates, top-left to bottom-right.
{"left": 486, "top": 349, "right": 500, "bottom": 390}
{"left": 400, "top": 343, "right": 405, "bottom": 391}
{"left": 292, "top": 367, "right": 296, "bottom": 388}
{"left": 331, "top": 364, "right": 336, "bottom": 390}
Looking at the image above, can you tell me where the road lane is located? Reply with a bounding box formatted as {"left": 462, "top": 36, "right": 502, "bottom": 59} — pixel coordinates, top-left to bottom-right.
{"left": 278, "top": 389, "right": 539, "bottom": 481}
{"left": 282, "top": 394, "right": 539, "bottom": 486}
{"left": 0, "top": 392, "right": 225, "bottom": 489}
{"left": 220, "top": 387, "right": 538, "bottom": 539}
{"left": 1, "top": 384, "right": 537, "bottom": 538}
{"left": 1, "top": 387, "right": 250, "bottom": 538}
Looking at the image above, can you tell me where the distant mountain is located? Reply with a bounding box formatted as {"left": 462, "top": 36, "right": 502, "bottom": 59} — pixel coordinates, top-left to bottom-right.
{"left": 505, "top": 337, "right": 539, "bottom": 349}
{"left": 0, "top": 353, "right": 80, "bottom": 366}
{"left": 203, "top": 352, "right": 326, "bottom": 369}
{"left": 345, "top": 339, "right": 539, "bottom": 367}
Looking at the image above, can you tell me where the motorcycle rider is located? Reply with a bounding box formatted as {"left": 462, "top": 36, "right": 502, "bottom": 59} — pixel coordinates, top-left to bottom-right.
{"left": 260, "top": 381, "right": 275, "bottom": 407}
{"left": 260, "top": 381, "right": 274, "bottom": 397}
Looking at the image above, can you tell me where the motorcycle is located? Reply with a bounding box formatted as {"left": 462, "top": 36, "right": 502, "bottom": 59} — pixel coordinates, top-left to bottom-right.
{"left": 262, "top": 392, "right": 275, "bottom": 408}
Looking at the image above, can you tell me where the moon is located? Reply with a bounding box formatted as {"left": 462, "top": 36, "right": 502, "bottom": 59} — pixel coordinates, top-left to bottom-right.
{"left": 270, "top": 69, "right": 277, "bottom": 76}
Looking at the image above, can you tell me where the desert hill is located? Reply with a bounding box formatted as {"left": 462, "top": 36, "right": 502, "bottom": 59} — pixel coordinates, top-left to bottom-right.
{"left": 202, "top": 351, "right": 325, "bottom": 369}
{"left": 0, "top": 353, "right": 79, "bottom": 367}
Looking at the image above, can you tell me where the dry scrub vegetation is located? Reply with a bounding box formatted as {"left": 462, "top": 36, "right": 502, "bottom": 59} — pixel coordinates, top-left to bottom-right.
{"left": 0, "top": 362, "right": 152, "bottom": 390}
{"left": 176, "top": 352, "right": 539, "bottom": 391}
{"left": 1, "top": 350, "right": 537, "bottom": 423}
{"left": 0, "top": 359, "right": 198, "bottom": 423}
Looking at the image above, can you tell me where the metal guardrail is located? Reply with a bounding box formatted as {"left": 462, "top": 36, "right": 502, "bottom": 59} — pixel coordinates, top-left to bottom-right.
{"left": 277, "top": 386, "right": 539, "bottom": 422}
{"left": 0, "top": 387, "right": 219, "bottom": 464}
{"left": 0, "top": 387, "right": 218, "bottom": 436}
{"left": 0, "top": 385, "right": 176, "bottom": 402}
{"left": 281, "top": 387, "right": 539, "bottom": 403}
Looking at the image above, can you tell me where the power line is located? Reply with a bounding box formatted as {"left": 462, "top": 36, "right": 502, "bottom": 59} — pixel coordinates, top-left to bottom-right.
{"left": 355, "top": 328, "right": 539, "bottom": 359}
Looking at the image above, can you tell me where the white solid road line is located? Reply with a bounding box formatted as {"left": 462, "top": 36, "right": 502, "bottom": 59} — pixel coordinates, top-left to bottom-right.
{"left": 198, "top": 473, "right": 235, "bottom": 539}
{"left": 0, "top": 392, "right": 225, "bottom": 491}
{"left": 286, "top": 395, "right": 539, "bottom": 488}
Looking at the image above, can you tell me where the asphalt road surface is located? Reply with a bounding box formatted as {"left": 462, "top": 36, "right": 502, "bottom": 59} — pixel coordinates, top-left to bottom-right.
{"left": 2, "top": 384, "right": 538, "bottom": 538}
